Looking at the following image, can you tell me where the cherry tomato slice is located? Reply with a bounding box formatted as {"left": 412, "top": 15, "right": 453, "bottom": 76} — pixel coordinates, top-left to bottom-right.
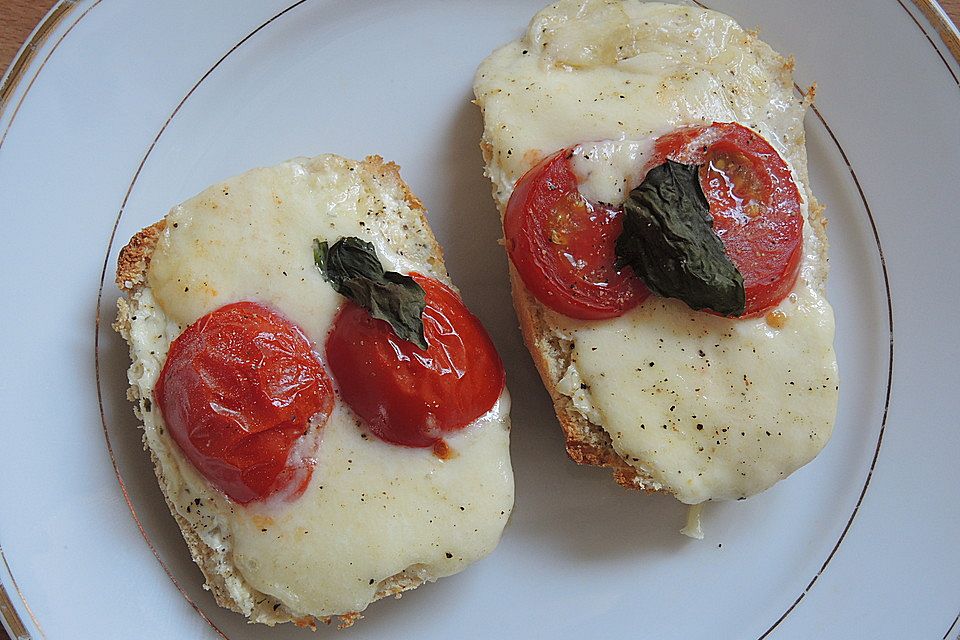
{"left": 649, "top": 122, "right": 804, "bottom": 316}
{"left": 503, "top": 150, "right": 649, "bottom": 320}
{"left": 325, "top": 274, "right": 505, "bottom": 448}
{"left": 155, "top": 302, "right": 334, "bottom": 504}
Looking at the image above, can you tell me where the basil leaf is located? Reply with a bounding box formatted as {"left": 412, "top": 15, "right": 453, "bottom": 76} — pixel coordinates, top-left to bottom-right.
{"left": 615, "top": 160, "right": 745, "bottom": 317}
{"left": 313, "top": 239, "right": 329, "bottom": 278}
{"left": 314, "top": 236, "right": 428, "bottom": 348}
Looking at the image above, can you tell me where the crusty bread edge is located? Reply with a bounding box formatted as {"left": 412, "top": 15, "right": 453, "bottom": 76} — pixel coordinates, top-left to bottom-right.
{"left": 113, "top": 155, "right": 449, "bottom": 629}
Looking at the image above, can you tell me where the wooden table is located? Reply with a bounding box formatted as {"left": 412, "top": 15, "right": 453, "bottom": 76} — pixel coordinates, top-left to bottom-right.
{"left": 1, "top": 2, "right": 958, "bottom": 640}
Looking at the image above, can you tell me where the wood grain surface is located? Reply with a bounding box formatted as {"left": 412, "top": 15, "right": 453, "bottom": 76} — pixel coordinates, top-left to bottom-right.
{"left": 0, "top": 2, "right": 958, "bottom": 640}
{"left": 925, "top": 0, "right": 960, "bottom": 62}
{"left": 945, "top": 0, "right": 960, "bottom": 22}
{"left": 946, "top": 0, "right": 960, "bottom": 21}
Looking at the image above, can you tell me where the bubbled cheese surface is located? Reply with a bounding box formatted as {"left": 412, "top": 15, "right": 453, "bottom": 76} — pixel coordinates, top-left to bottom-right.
{"left": 474, "top": 0, "right": 837, "bottom": 503}
{"left": 135, "top": 155, "right": 514, "bottom": 617}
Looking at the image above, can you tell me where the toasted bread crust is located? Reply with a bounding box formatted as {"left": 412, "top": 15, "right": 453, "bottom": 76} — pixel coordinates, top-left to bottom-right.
{"left": 114, "top": 155, "right": 445, "bottom": 628}
{"left": 116, "top": 220, "right": 165, "bottom": 293}
{"left": 507, "top": 263, "right": 656, "bottom": 491}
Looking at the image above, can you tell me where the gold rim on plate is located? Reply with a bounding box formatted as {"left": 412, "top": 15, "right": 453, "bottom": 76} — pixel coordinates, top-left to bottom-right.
{"left": 1, "top": 2, "right": 958, "bottom": 639}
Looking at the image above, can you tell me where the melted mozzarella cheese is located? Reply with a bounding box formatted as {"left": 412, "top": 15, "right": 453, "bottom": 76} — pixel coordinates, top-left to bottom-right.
{"left": 475, "top": 0, "right": 809, "bottom": 211}
{"left": 149, "top": 155, "right": 442, "bottom": 342}
{"left": 136, "top": 155, "right": 514, "bottom": 617}
{"left": 569, "top": 138, "right": 655, "bottom": 205}
{"left": 475, "top": 0, "right": 837, "bottom": 503}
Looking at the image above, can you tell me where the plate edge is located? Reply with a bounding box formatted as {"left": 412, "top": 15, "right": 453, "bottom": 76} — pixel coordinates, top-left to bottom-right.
{"left": 0, "top": 1, "right": 71, "bottom": 107}
{"left": 0, "top": 1, "right": 955, "bottom": 637}
{"left": 0, "top": 546, "right": 42, "bottom": 640}
{"left": 909, "top": 0, "right": 960, "bottom": 80}
{"left": 0, "top": 3, "right": 89, "bottom": 635}
{"left": 0, "top": 1, "right": 101, "bottom": 152}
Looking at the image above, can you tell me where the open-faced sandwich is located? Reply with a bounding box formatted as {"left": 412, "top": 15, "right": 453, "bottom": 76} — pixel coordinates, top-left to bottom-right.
{"left": 474, "top": 0, "right": 838, "bottom": 507}
{"left": 114, "top": 155, "right": 514, "bottom": 627}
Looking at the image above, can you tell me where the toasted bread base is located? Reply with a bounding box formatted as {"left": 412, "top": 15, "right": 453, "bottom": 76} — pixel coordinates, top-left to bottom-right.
{"left": 506, "top": 262, "right": 659, "bottom": 492}
{"left": 478, "top": 103, "right": 829, "bottom": 497}
{"left": 496, "top": 172, "right": 827, "bottom": 493}
{"left": 504, "top": 196, "right": 828, "bottom": 496}
{"left": 113, "top": 156, "right": 449, "bottom": 628}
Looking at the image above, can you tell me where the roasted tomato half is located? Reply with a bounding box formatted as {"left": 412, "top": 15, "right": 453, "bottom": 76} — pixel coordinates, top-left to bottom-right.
{"left": 326, "top": 274, "right": 505, "bottom": 448}
{"left": 648, "top": 122, "right": 804, "bottom": 316}
{"left": 503, "top": 149, "right": 649, "bottom": 320}
{"left": 156, "top": 301, "right": 334, "bottom": 504}
{"left": 504, "top": 122, "right": 804, "bottom": 319}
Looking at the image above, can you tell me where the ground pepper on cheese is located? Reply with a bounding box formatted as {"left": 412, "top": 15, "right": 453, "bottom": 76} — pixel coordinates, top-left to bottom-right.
{"left": 475, "top": 0, "right": 837, "bottom": 503}
{"left": 130, "top": 155, "right": 515, "bottom": 618}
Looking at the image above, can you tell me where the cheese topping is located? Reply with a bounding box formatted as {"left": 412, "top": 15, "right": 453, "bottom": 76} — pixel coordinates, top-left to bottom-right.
{"left": 569, "top": 138, "right": 655, "bottom": 205}
{"left": 475, "top": 0, "right": 837, "bottom": 503}
{"left": 136, "top": 155, "right": 514, "bottom": 617}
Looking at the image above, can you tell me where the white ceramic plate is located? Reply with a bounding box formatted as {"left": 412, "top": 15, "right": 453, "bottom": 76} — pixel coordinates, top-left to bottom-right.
{"left": 1, "top": 1, "right": 958, "bottom": 638}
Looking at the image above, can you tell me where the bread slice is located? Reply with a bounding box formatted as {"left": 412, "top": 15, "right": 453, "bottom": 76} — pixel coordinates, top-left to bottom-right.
{"left": 114, "top": 155, "right": 504, "bottom": 627}
{"left": 498, "top": 203, "right": 829, "bottom": 497}
{"left": 505, "top": 263, "right": 659, "bottom": 492}
{"left": 473, "top": 1, "right": 833, "bottom": 502}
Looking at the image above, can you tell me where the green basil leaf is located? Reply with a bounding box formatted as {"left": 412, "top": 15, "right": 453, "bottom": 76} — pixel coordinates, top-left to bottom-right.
{"left": 313, "top": 239, "right": 329, "bottom": 278}
{"left": 314, "top": 236, "right": 428, "bottom": 348}
{"left": 615, "top": 160, "right": 745, "bottom": 316}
